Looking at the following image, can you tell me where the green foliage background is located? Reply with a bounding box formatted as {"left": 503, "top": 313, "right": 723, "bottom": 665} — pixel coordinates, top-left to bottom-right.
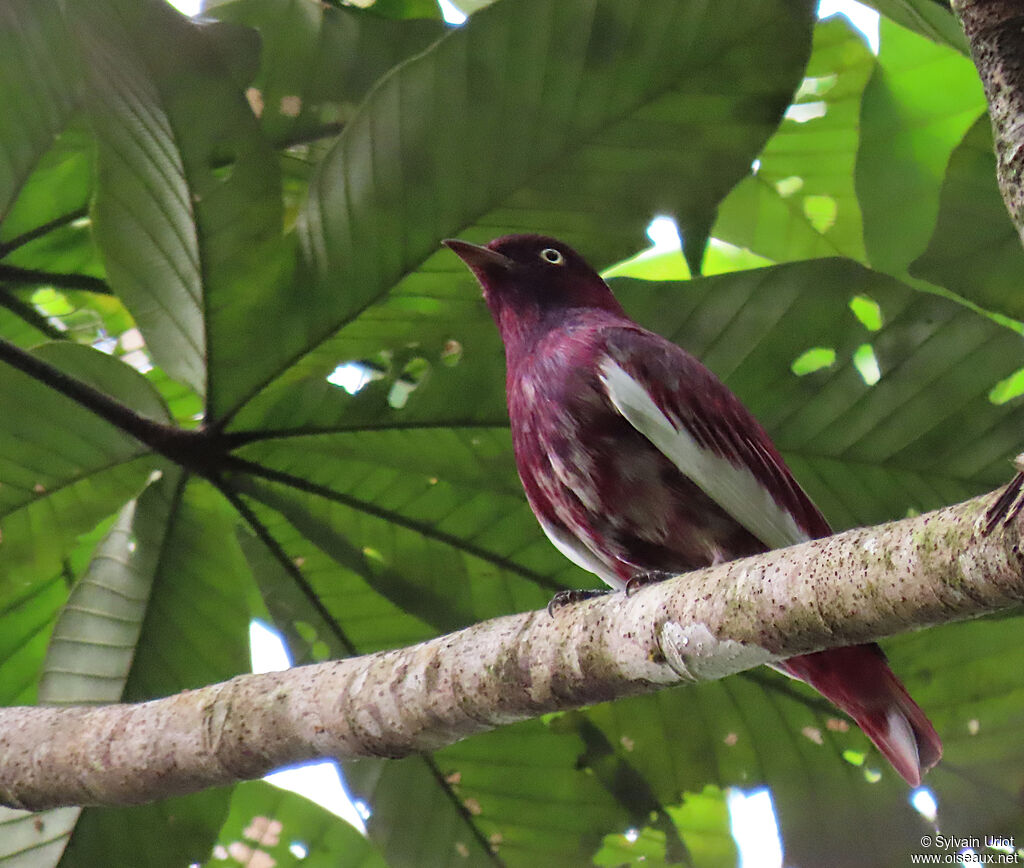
{"left": 1, "top": 0, "right": 1022, "bottom": 865}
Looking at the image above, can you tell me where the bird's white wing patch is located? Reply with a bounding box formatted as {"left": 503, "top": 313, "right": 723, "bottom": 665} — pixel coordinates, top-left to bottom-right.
{"left": 599, "top": 358, "right": 809, "bottom": 550}
{"left": 537, "top": 514, "right": 626, "bottom": 590}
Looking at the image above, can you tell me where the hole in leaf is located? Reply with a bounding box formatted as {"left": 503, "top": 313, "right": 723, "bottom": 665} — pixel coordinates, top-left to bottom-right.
{"left": 775, "top": 175, "right": 803, "bottom": 197}
{"left": 791, "top": 347, "right": 836, "bottom": 375}
{"left": 784, "top": 100, "right": 827, "bottom": 123}
{"left": 795, "top": 73, "right": 838, "bottom": 99}
{"left": 388, "top": 356, "right": 431, "bottom": 408}
{"left": 801, "top": 726, "right": 823, "bottom": 745}
{"left": 842, "top": 749, "right": 865, "bottom": 767}
{"left": 31, "top": 287, "right": 74, "bottom": 317}
{"left": 863, "top": 768, "right": 882, "bottom": 783}
{"left": 989, "top": 367, "right": 1024, "bottom": 405}
{"left": 852, "top": 343, "right": 881, "bottom": 385}
{"left": 211, "top": 160, "right": 235, "bottom": 183}
{"left": 279, "top": 95, "right": 302, "bottom": 117}
{"left": 849, "top": 294, "right": 883, "bottom": 331}
{"left": 327, "top": 361, "right": 377, "bottom": 394}
{"left": 803, "top": 195, "right": 837, "bottom": 233}
{"left": 441, "top": 339, "right": 463, "bottom": 367}
{"left": 246, "top": 87, "right": 264, "bottom": 118}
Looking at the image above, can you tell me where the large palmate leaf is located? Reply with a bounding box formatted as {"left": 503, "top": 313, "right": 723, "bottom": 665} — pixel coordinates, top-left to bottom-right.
{"left": 857, "top": 18, "right": 985, "bottom": 276}
{"left": 0, "top": 343, "right": 165, "bottom": 592}
{"left": 3, "top": 2, "right": 1024, "bottom": 865}
{"left": 54, "top": 475, "right": 253, "bottom": 866}
{"left": 714, "top": 16, "right": 875, "bottom": 264}
{"left": 0, "top": 0, "right": 79, "bottom": 223}
{"left": 862, "top": 0, "right": 969, "bottom": 53}
{"left": 210, "top": 0, "right": 445, "bottom": 148}
{"left": 232, "top": 0, "right": 814, "bottom": 432}
{"left": 912, "top": 116, "right": 1024, "bottom": 322}
{"left": 66, "top": 0, "right": 289, "bottom": 411}
{"left": 208, "top": 781, "right": 385, "bottom": 868}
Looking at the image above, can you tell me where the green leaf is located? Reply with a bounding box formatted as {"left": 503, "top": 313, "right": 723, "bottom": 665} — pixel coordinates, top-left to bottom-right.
{"left": 714, "top": 16, "right": 875, "bottom": 262}
{"left": 209, "top": 781, "right": 384, "bottom": 868}
{"left": 67, "top": 0, "right": 289, "bottom": 413}
{"left": 209, "top": 0, "right": 445, "bottom": 148}
{"left": 38, "top": 499, "right": 154, "bottom": 705}
{"left": 0, "top": 120, "right": 93, "bottom": 258}
{"left": 0, "top": 806, "right": 80, "bottom": 868}
{"left": 613, "top": 261, "right": 1024, "bottom": 529}
{"left": 594, "top": 786, "right": 738, "bottom": 868}
{"left": 266, "top": 0, "right": 813, "bottom": 429}
{"left": 60, "top": 475, "right": 252, "bottom": 865}
{"left": 0, "top": 343, "right": 165, "bottom": 591}
{"left": 0, "top": 488, "right": 173, "bottom": 868}
{"left": 60, "top": 791, "right": 232, "bottom": 868}
{"left": 857, "top": 17, "right": 985, "bottom": 275}
{"left": 863, "top": 0, "right": 970, "bottom": 54}
{"left": 911, "top": 115, "right": 1024, "bottom": 322}
{"left": 123, "top": 477, "right": 252, "bottom": 701}
{"left": 367, "top": 0, "right": 443, "bottom": 20}
{"left": 341, "top": 754, "right": 499, "bottom": 865}
{"left": 0, "top": 0, "right": 79, "bottom": 223}
{"left": 0, "top": 572, "right": 73, "bottom": 868}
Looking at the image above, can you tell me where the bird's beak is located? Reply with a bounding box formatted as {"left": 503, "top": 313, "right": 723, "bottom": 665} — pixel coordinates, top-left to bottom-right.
{"left": 443, "top": 239, "right": 514, "bottom": 274}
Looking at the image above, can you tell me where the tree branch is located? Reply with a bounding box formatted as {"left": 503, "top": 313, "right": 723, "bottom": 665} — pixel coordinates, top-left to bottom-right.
{"left": 954, "top": 0, "right": 1024, "bottom": 244}
{"left": 2, "top": 484, "right": 1021, "bottom": 811}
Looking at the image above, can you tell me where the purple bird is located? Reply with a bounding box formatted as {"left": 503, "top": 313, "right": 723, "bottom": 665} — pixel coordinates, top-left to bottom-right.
{"left": 445, "top": 233, "right": 941, "bottom": 786}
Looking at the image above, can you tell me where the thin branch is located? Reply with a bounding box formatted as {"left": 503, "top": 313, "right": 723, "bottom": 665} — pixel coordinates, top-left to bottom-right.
{"left": 1, "top": 484, "right": 1020, "bottom": 810}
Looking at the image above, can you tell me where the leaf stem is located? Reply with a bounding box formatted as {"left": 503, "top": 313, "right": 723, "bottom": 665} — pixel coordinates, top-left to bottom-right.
{"left": 0, "top": 336, "right": 212, "bottom": 470}
{"left": 0, "top": 207, "right": 90, "bottom": 258}
{"left": 0, "top": 290, "right": 67, "bottom": 340}
{"left": 0, "top": 264, "right": 112, "bottom": 295}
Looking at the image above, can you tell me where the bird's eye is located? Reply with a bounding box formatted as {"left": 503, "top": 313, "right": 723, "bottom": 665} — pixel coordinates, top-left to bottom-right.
{"left": 540, "top": 248, "right": 565, "bottom": 265}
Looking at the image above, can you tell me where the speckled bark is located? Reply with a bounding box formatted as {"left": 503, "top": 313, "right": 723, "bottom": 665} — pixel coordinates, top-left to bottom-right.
{"left": 953, "top": 0, "right": 1024, "bottom": 241}
{"left": 1, "top": 484, "right": 1022, "bottom": 811}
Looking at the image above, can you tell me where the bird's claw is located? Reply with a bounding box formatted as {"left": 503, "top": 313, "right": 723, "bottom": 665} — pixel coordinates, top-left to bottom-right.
{"left": 624, "top": 570, "right": 674, "bottom": 596}
{"left": 546, "top": 588, "right": 610, "bottom": 616}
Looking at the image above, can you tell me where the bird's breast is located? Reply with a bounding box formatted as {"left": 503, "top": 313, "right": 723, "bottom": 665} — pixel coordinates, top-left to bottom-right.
{"left": 505, "top": 332, "right": 767, "bottom": 580}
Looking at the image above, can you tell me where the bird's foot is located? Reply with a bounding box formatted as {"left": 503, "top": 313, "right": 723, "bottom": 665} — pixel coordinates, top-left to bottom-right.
{"left": 547, "top": 588, "right": 610, "bottom": 616}
{"left": 624, "top": 570, "right": 675, "bottom": 597}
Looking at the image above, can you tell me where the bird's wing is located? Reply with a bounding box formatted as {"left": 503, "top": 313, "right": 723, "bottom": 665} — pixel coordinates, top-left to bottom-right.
{"left": 598, "top": 328, "right": 831, "bottom": 550}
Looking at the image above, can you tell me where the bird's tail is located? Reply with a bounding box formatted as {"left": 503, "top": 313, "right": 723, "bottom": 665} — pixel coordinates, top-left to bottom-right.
{"left": 778, "top": 644, "right": 942, "bottom": 787}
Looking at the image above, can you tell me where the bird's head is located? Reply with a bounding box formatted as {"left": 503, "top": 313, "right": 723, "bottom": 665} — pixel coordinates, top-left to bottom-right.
{"left": 444, "top": 234, "right": 626, "bottom": 346}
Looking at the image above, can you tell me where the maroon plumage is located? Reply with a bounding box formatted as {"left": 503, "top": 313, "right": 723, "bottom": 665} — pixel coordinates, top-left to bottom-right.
{"left": 445, "top": 233, "right": 941, "bottom": 786}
